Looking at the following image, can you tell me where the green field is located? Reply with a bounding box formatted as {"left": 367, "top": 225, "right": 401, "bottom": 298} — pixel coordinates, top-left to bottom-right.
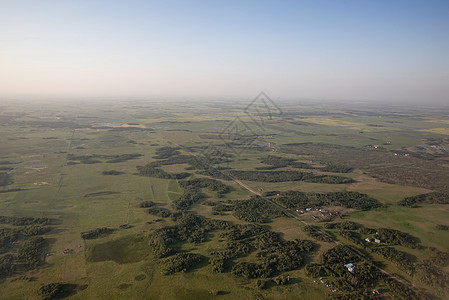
{"left": 1, "top": 99, "right": 449, "bottom": 299}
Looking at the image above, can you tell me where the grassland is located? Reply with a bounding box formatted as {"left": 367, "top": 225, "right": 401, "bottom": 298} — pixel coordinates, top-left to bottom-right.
{"left": 0, "top": 99, "right": 448, "bottom": 299}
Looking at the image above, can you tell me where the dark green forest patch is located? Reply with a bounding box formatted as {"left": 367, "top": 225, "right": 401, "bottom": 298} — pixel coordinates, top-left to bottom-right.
{"left": 228, "top": 170, "right": 354, "bottom": 184}
{"left": 399, "top": 192, "right": 449, "bottom": 207}
{"left": 271, "top": 191, "right": 382, "bottom": 211}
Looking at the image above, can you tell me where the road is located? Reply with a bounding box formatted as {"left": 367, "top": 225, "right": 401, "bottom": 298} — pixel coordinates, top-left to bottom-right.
{"left": 226, "top": 159, "right": 418, "bottom": 292}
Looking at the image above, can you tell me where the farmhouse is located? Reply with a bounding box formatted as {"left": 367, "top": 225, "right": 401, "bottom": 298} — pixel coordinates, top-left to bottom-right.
{"left": 344, "top": 263, "right": 356, "bottom": 273}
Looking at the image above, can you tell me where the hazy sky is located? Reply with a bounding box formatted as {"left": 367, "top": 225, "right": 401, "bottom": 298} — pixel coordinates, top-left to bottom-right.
{"left": 0, "top": 0, "right": 448, "bottom": 102}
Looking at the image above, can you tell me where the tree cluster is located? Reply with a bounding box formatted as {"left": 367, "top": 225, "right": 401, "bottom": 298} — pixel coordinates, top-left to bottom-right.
{"left": 305, "top": 263, "right": 329, "bottom": 277}
{"left": 0, "top": 166, "right": 14, "bottom": 171}
{"left": 222, "top": 229, "right": 315, "bottom": 279}
{"left": 228, "top": 170, "right": 354, "bottom": 184}
{"left": 273, "top": 191, "right": 382, "bottom": 211}
{"left": 306, "top": 245, "right": 383, "bottom": 293}
{"left": 102, "top": 170, "right": 124, "bottom": 175}
{"left": 210, "top": 240, "right": 251, "bottom": 263}
{"left": 259, "top": 155, "right": 329, "bottom": 171}
{"left": 148, "top": 226, "right": 178, "bottom": 258}
{"left": 219, "top": 224, "right": 268, "bottom": 245}
{"left": 0, "top": 218, "right": 53, "bottom": 277}
{"left": 415, "top": 260, "right": 449, "bottom": 289}
{"left": 0, "top": 228, "right": 19, "bottom": 253}
{"left": 259, "top": 155, "right": 306, "bottom": 169}
{"left": 17, "top": 236, "right": 47, "bottom": 268}
{"left": 325, "top": 222, "right": 421, "bottom": 250}
{"left": 231, "top": 262, "right": 272, "bottom": 279}
{"left": 399, "top": 192, "right": 449, "bottom": 207}
{"left": 0, "top": 161, "right": 19, "bottom": 165}
{"left": 67, "top": 153, "right": 142, "bottom": 164}
{"left": 436, "top": 224, "right": 449, "bottom": 230}
{"left": 309, "top": 192, "right": 382, "bottom": 210}
{"left": 148, "top": 213, "right": 209, "bottom": 258}
{"left": 172, "top": 186, "right": 203, "bottom": 210}
{"left": 160, "top": 253, "right": 203, "bottom": 275}
{"left": 139, "top": 200, "right": 155, "bottom": 208}
{"left": 0, "top": 215, "right": 52, "bottom": 226}
{"left": 0, "top": 254, "right": 15, "bottom": 278}
{"left": 209, "top": 257, "right": 225, "bottom": 273}
{"left": 384, "top": 277, "right": 430, "bottom": 300}
{"left": 322, "top": 245, "right": 364, "bottom": 266}
{"left": 37, "top": 283, "right": 78, "bottom": 300}
{"left": 148, "top": 211, "right": 317, "bottom": 280}
{"left": 321, "top": 224, "right": 447, "bottom": 294}
{"left": 196, "top": 166, "right": 230, "bottom": 180}
{"left": 81, "top": 227, "right": 114, "bottom": 240}
{"left": 180, "top": 178, "right": 230, "bottom": 195}
{"left": 375, "top": 228, "right": 420, "bottom": 248}
{"left": 105, "top": 153, "right": 142, "bottom": 163}
{"left": 153, "top": 146, "right": 180, "bottom": 159}
{"left": 20, "top": 225, "right": 51, "bottom": 236}
{"left": 147, "top": 207, "right": 171, "bottom": 218}
{"left": 148, "top": 152, "right": 230, "bottom": 170}
{"left": 257, "top": 239, "right": 313, "bottom": 273}
{"left": 232, "top": 196, "right": 285, "bottom": 223}
{"left": 0, "top": 172, "right": 13, "bottom": 186}
{"left": 372, "top": 246, "right": 415, "bottom": 274}
{"left": 273, "top": 191, "right": 309, "bottom": 208}
{"left": 324, "top": 221, "right": 361, "bottom": 230}
{"left": 136, "top": 164, "right": 190, "bottom": 180}
{"left": 428, "top": 247, "right": 449, "bottom": 266}
{"left": 0, "top": 188, "right": 23, "bottom": 194}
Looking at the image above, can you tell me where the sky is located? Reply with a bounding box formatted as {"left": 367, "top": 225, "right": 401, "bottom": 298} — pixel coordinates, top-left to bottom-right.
{"left": 0, "top": 0, "right": 448, "bottom": 102}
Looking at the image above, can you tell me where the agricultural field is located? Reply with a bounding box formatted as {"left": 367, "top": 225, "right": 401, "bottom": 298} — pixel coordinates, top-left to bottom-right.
{"left": 0, "top": 99, "right": 449, "bottom": 299}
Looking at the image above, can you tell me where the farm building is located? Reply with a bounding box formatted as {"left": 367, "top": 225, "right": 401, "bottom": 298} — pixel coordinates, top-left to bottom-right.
{"left": 344, "top": 263, "right": 356, "bottom": 273}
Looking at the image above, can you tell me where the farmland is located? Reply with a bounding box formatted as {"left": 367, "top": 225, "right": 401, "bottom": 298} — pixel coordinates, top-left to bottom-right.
{"left": 0, "top": 98, "right": 449, "bottom": 299}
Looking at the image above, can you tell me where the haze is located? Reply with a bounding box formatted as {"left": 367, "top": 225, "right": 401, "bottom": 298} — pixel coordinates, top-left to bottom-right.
{"left": 0, "top": 0, "right": 448, "bottom": 102}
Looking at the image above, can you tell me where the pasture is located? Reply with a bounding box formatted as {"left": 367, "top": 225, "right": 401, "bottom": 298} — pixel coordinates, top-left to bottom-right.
{"left": 0, "top": 100, "right": 448, "bottom": 299}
